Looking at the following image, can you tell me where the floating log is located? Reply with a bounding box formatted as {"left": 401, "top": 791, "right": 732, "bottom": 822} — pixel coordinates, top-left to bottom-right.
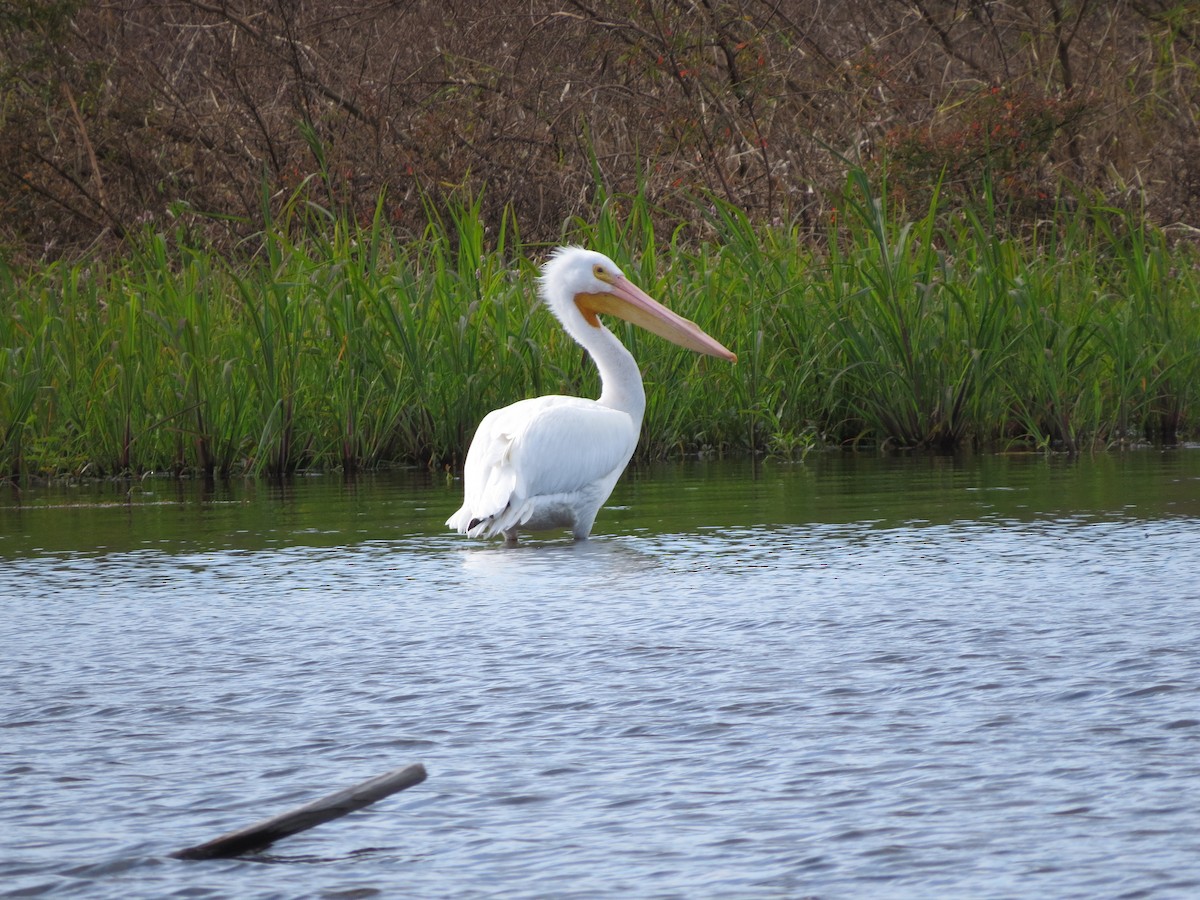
{"left": 171, "top": 762, "right": 427, "bottom": 860}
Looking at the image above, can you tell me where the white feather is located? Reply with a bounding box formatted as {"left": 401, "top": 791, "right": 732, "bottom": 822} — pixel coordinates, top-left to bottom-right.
{"left": 446, "top": 395, "right": 638, "bottom": 539}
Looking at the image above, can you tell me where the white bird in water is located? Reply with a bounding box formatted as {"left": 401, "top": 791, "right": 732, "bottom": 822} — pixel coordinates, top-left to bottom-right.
{"left": 446, "top": 246, "right": 736, "bottom": 543}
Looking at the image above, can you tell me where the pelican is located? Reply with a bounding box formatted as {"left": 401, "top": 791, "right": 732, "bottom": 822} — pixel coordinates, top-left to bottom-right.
{"left": 446, "top": 246, "right": 736, "bottom": 543}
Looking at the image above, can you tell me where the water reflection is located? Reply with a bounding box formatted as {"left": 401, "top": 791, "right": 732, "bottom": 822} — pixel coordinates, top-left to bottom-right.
{"left": 2, "top": 451, "right": 1198, "bottom": 558}
{"left": 457, "top": 537, "right": 661, "bottom": 579}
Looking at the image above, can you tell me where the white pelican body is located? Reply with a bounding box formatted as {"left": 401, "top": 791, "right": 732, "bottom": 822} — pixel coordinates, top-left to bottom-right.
{"left": 446, "top": 247, "right": 735, "bottom": 542}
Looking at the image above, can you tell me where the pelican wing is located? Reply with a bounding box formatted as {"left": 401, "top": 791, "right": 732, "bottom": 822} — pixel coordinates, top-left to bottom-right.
{"left": 446, "top": 395, "right": 638, "bottom": 538}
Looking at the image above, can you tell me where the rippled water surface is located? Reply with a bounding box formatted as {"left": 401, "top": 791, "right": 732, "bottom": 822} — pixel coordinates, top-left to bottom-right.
{"left": 2, "top": 452, "right": 1200, "bottom": 898}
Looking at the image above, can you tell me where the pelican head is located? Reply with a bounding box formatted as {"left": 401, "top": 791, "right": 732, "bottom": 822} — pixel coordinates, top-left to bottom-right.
{"left": 539, "top": 247, "right": 736, "bottom": 362}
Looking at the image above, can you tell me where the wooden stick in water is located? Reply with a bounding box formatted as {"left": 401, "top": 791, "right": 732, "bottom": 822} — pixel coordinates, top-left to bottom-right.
{"left": 171, "top": 762, "right": 427, "bottom": 860}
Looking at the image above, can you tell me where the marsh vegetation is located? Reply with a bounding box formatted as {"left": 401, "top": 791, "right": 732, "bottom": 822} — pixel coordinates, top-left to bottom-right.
{"left": 2, "top": 173, "right": 1197, "bottom": 478}
{"left": 2, "top": 2, "right": 1198, "bottom": 477}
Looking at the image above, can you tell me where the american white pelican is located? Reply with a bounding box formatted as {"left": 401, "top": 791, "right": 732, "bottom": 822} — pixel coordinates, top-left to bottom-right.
{"left": 446, "top": 246, "right": 736, "bottom": 543}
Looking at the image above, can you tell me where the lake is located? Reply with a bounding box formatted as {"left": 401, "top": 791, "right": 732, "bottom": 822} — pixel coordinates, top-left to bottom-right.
{"left": 2, "top": 451, "right": 1199, "bottom": 898}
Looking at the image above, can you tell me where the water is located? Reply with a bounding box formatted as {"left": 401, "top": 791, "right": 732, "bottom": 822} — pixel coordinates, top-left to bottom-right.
{"left": 2, "top": 452, "right": 1199, "bottom": 898}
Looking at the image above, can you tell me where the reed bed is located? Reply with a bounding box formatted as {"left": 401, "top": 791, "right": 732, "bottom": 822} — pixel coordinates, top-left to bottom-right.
{"left": 2, "top": 174, "right": 1198, "bottom": 478}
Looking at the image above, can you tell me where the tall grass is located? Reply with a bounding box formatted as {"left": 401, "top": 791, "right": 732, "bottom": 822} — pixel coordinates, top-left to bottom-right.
{"left": 818, "top": 171, "right": 969, "bottom": 448}
{"left": 1, "top": 172, "right": 1198, "bottom": 478}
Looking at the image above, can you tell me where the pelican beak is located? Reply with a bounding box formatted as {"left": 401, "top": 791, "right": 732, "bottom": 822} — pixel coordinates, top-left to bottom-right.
{"left": 577, "top": 275, "right": 737, "bottom": 362}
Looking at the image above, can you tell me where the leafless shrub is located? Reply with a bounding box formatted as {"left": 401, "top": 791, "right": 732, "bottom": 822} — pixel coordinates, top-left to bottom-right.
{"left": 1, "top": 0, "right": 1197, "bottom": 259}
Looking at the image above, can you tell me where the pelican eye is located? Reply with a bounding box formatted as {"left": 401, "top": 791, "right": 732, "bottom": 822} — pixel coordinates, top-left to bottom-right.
{"left": 592, "top": 263, "right": 614, "bottom": 284}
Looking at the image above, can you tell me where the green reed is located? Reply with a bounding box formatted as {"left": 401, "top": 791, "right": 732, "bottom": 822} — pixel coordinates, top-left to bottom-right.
{"left": 0, "top": 268, "right": 49, "bottom": 477}
{"left": 818, "top": 170, "right": 963, "bottom": 448}
{"left": 1, "top": 171, "right": 1198, "bottom": 478}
